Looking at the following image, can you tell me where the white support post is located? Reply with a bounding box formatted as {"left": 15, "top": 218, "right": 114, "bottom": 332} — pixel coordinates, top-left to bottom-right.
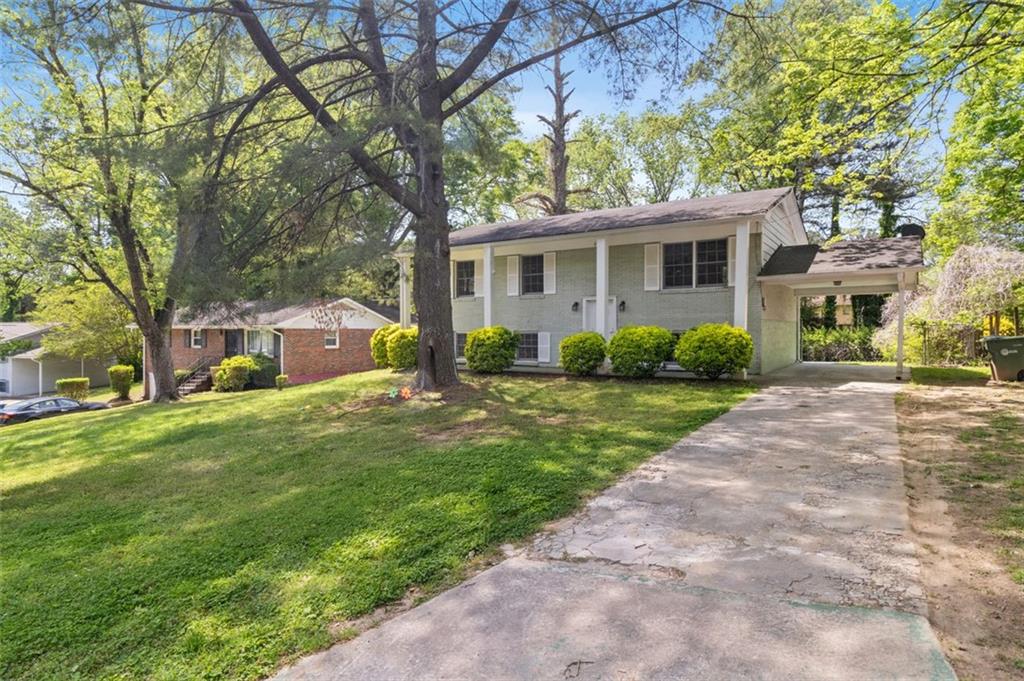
{"left": 733, "top": 221, "right": 750, "bottom": 330}
{"left": 595, "top": 238, "right": 609, "bottom": 339}
{"left": 896, "top": 272, "right": 906, "bottom": 380}
{"left": 397, "top": 255, "right": 412, "bottom": 329}
{"left": 483, "top": 245, "right": 493, "bottom": 327}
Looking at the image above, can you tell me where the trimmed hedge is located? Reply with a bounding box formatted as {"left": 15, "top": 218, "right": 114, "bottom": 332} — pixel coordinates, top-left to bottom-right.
{"left": 107, "top": 365, "right": 134, "bottom": 400}
{"left": 275, "top": 374, "right": 288, "bottom": 391}
{"left": 370, "top": 323, "right": 400, "bottom": 368}
{"left": 607, "top": 326, "right": 674, "bottom": 378}
{"left": 213, "top": 355, "right": 258, "bottom": 392}
{"left": 387, "top": 327, "right": 419, "bottom": 370}
{"left": 674, "top": 323, "right": 753, "bottom": 380}
{"left": 55, "top": 377, "right": 90, "bottom": 401}
{"left": 249, "top": 353, "right": 279, "bottom": 389}
{"left": 465, "top": 326, "right": 519, "bottom": 373}
{"left": 559, "top": 332, "right": 606, "bottom": 376}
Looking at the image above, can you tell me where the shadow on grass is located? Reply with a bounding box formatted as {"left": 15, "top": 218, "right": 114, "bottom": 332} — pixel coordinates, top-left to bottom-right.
{"left": 1, "top": 373, "right": 751, "bottom": 679}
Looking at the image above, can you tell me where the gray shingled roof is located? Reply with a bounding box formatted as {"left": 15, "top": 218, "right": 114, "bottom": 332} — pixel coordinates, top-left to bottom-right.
{"left": 450, "top": 187, "right": 794, "bottom": 247}
{"left": 174, "top": 299, "right": 398, "bottom": 327}
{"left": 759, "top": 237, "right": 924, "bottom": 277}
{"left": 0, "top": 322, "right": 52, "bottom": 341}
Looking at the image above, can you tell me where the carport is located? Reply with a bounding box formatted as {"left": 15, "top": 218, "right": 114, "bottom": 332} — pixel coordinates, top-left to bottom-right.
{"left": 757, "top": 236, "right": 926, "bottom": 379}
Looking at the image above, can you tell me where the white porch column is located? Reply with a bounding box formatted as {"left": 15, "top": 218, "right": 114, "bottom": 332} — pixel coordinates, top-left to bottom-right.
{"left": 397, "top": 254, "right": 412, "bottom": 329}
{"left": 733, "top": 221, "right": 750, "bottom": 329}
{"left": 483, "top": 244, "right": 494, "bottom": 327}
{"left": 595, "top": 238, "right": 609, "bottom": 339}
{"left": 896, "top": 271, "right": 906, "bottom": 380}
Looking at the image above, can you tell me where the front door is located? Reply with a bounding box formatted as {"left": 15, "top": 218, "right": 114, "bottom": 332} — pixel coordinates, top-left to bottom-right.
{"left": 583, "top": 297, "right": 618, "bottom": 335}
{"left": 224, "top": 330, "right": 243, "bottom": 357}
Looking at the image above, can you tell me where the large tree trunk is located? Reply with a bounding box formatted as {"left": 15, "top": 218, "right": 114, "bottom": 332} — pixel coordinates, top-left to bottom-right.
{"left": 412, "top": 0, "right": 459, "bottom": 390}
{"left": 142, "top": 306, "right": 179, "bottom": 403}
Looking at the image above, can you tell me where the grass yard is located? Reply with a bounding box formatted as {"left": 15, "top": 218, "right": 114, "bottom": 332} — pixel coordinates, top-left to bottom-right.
{"left": 910, "top": 365, "right": 992, "bottom": 386}
{"left": 0, "top": 371, "right": 753, "bottom": 680}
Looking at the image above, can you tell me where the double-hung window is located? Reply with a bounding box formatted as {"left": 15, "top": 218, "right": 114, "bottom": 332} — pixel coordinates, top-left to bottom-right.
{"left": 324, "top": 330, "right": 339, "bottom": 349}
{"left": 455, "top": 333, "right": 467, "bottom": 358}
{"left": 455, "top": 261, "right": 475, "bottom": 298}
{"left": 663, "top": 242, "right": 694, "bottom": 289}
{"left": 663, "top": 239, "right": 729, "bottom": 288}
{"left": 696, "top": 239, "right": 728, "bottom": 286}
{"left": 520, "top": 255, "right": 545, "bottom": 295}
{"left": 190, "top": 328, "right": 203, "bottom": 349}
{"left": 517, "top": 332, "right": 539, "bottom": 361}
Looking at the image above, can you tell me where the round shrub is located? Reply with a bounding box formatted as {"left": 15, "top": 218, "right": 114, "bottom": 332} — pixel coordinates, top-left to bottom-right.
{"left": 55, "top": 377, "right": 90, "bottom": 401}
{"left": 213, "top": 355, "right": 258, "bottom": 392}
{"left": 107, "top": 364, "right": 134, "bottom": 400}
{"left": 386, "top": 327, "right": 419, "bottom": 370}
{"left": 248, "top": 353, "right": 279, "bottom": 389}
{"left": 674, "top": 323, "right": 754, "bottom": 380}
{"left": 465, "top": 326, "right": 519, "bottom": 373}
{"left": 275, "top": 374, "right": 288, "bottom": 391}
{"left": 370, "top": 323, "right": 400, "bottom": 368}
{"left": 559, "top": 332, "right": 607, "bottom": 376}
{"left": 607, "top": 326, "right": 674, "bottom": 378}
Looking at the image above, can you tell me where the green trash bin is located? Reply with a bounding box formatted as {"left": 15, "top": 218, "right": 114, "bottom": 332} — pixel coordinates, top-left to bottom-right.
{"left": 982, "top": 335, "right": 1024, "bottom": 381}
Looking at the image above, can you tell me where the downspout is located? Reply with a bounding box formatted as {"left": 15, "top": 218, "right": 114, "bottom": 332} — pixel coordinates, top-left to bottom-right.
{"left": 270, "top": 329, "right": 284, "bottom": 375}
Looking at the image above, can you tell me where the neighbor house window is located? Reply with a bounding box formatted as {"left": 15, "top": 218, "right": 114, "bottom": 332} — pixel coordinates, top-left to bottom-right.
{"left": 520, "top": 255, "right": 545, "bottom": 294}
{"left": 0, "top": 379, "right": 8, "bottom": 393}
{"left": 324, "top": 330, "right": 339, "bottom": 349}
{"left": 696, "top": 239, "right": 728, "bottom": 286}
{"left": 247, "top": 329, "right": 275, "bottom": 355}
{"left": 455, "top": 261, "right": 475, "bottom": 297}
{"left": 517, "top": 332, "right": 539, "bottom": 361}
{"left": 663, "top": 242, "right": 693, "bottom": 289}
{"left": 190, "top": 328, "right": 203, "bottom": 348}
{"left": 455, "top": 333, "right": 467, "bottom": 358}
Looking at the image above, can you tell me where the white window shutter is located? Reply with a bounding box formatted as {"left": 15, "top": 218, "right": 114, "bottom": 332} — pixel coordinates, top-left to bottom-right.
{"left": 450, "top": 260, "right": 457, "bottom": 298}
{"left": 473, "top": 258, "right": 484, "bottom": 298}
{"left": 537, "top": 332, "right": 551, "bottom": 363}
{"left": 644, "top": 244, "right": 661, "bottom": 291}
{"left": 543, "top": 252, "right": 556, "bottom": 294}
{"left": 727, "top": 236, "right": 737, "bottom": 287}
{"left": 507, "top": 255, "right": 520, "bottom": 296}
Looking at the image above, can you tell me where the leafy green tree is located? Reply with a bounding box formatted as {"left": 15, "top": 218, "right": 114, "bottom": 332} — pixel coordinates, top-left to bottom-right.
{"left": 138, "top": 0, "right": 738, "bottom": 389}
{"left": 32, "top": 281, "right": 143, "bottom": 371}
{"left": 568, "top": 107, "right": 703, "bottom": 210}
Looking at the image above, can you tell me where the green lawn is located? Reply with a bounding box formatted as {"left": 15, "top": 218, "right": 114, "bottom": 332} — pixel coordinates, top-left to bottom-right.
{"left": 0, "top": 371, "right": 753, "bottom": 679}
{"left": 910, "top": 365, "right": 992, "bottom": 386}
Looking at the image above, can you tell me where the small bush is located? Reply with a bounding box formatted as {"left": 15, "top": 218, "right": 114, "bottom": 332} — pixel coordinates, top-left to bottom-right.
{"left": 386, "top": 327, "right": 419, "bottom": 370}
{"left": 107, "top": 365, "right": 134, "bottom": 400}
{"left": 465, "top": 326, "right": 519, "bottom": 373}
{"left": 608, "top": 326, "right": 674, "bottom": 378}
{"left": 370, "top": 323, "right": 400, "bottom": 368}
{"left": 275, "top": 374, "right": 288, "bottom": 391}
{"left": 803, "top": 326, "right": 881, "bottom": 362}
{"left": 174, "top": 369, "right": 190, "bottom": 382}
{"left": 213, "top": 355, "right": 258, "bottom": 392}
{"left": 559, "top": 332, "right": 607, "bottom": 376}
{"left": 249, "top": 353, "right": 279, "bottom": 389}
{"left": 55, "top": 377, "right": 90, "bottom": 401}
{"left": 674, "top": 323, "right": 754, "bottom": 380}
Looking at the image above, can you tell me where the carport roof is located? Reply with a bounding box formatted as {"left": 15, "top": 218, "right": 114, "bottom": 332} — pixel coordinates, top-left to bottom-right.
{"left": 759, "top": 237, "right": 924, "bottom": 278}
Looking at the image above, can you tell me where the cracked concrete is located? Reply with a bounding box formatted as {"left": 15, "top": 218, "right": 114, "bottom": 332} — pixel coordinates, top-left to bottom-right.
{"left": 273, "top": 364, "right": 955, "bottom": 680}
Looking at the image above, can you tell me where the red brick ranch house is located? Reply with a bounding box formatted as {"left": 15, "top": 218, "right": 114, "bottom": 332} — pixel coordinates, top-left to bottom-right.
{"left": 142, "top": 298, "right": 397, "bottom": 398}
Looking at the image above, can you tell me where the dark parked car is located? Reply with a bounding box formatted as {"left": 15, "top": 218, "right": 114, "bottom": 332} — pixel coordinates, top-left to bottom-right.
{"left": 0, "top": 397, "right": 108, "bottom": 426}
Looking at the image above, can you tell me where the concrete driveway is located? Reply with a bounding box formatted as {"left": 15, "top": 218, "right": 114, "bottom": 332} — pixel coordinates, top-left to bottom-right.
{"left": 275, "top": 364, "right": 955, "bottom": 680}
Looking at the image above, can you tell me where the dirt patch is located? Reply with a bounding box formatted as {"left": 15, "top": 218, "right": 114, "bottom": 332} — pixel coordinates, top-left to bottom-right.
{"left": 898, "top": 384, "right": 1024, "bottom": 679}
